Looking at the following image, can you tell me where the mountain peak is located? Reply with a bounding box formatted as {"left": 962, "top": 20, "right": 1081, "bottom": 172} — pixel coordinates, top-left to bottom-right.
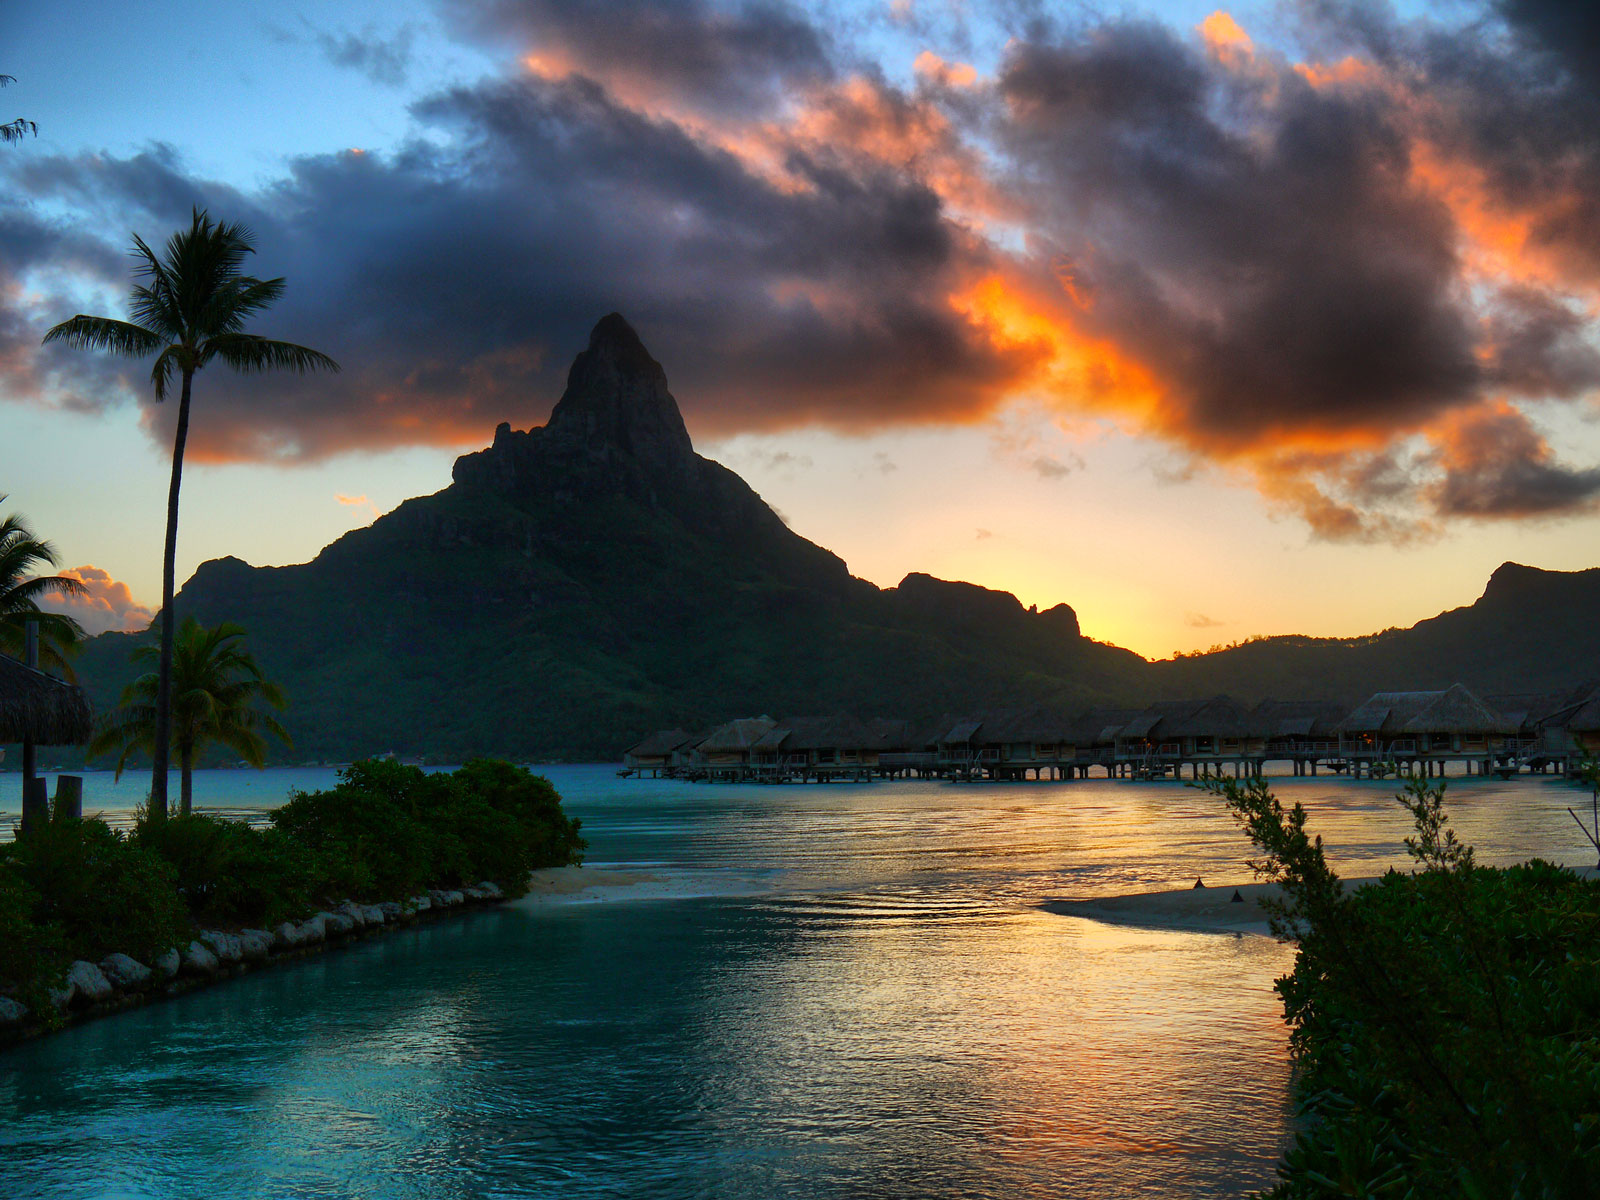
{"left": 545, "top": 313, "right": 693, "bottom": 468}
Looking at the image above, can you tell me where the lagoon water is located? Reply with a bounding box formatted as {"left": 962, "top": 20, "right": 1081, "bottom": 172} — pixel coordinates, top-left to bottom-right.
{"left": 1, "top": 765, "right": 1593, "bottom": 1199}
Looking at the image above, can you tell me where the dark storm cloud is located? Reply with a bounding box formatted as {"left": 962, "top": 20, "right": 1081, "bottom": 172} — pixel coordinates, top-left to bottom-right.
{"left": 443, "top": 0, "right": 836, "bottom": 115}
{"left": 998, "top": 19, "right": 1481, "bottom": 445}
{"left": 1430, "top": 403, "right": 1600, "bottom": 518}
{"left": 1, "top": 69, "right": 1022, "bottom": 459}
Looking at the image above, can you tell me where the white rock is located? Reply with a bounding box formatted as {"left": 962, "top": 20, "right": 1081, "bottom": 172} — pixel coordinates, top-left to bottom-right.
{"left": 99, "top": 953, "right": 153, "bottom": 991}
{"left": 463, "top": 885, "right": 488, "bottom": 901}
{"left": 479, "top": 881, "right": 504, "bottom": 899}
{"left": 336, "top": 901, "right": 368, "bottom": 929}
{"left": 199, "top": 931, "right": 243, "bottom": 965}
{"left": 65, "top": 960, "right": 114, "bottom": 1004}
{"left": 181, "top": 940, "right": 220, "bottom": 976}
{"left": 238, "top": 930, "right": 272, "bottom": 962}
{"left": 378, "top": 901, "right": 405, "bottom": 921}
{"left": 360, "top": 904, "right": 385, "bottom": 926}
{"left": 48, "top": 984, "right": 73, "bottom": 1010}
{"left": 271, "top": 922, "right": 302, "bottom": 951}
{"left": 298, "top": 914, "right": 329, "bottom": 944}
{"left": 154, "top": 948, "right": 181, "bottom": 978}
{"left": 411, "top": 894, "right": 432, "bottom": 913}
{"left": 0, "top": 996, "right": 28, "bottom": 1025}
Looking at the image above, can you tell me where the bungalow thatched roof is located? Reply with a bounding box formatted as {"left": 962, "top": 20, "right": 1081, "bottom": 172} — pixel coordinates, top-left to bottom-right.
{"left": 757, "top": 713, "right": 881, "bottom": 752}
{"left": 696, "top": 716, "right": 777, "bottom": 753}
{"left": 1337, "top": 685, "right": 1513, "bottom": 736}
{"left": 978, "top": 705, "right": 1077, "bottom": 744}
{"left": 1252, "top": 699, "right": 1349, "bottom": 739}
{"left": 625, "top": 729, "right": 694, "bottom": 758}
{"left": 1064, "top": 708, "right": 1145, "bottom": 745}
{"left": 0, "top": 653, "right": 92, "bottom": 745}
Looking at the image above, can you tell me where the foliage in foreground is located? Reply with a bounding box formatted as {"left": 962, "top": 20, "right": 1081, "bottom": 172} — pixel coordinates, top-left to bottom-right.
{"left": 0, "top": 759, "right": 584, "bottom": 1013}
{"left": 1211, "top": 774, "right": 1600, "bottom": 1199}
{"left": 91, "top": 616, "right": 292, "bottom": 817}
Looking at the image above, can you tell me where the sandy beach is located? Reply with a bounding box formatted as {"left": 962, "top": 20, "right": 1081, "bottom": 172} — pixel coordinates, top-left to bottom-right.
{"left": 1046, "top": 864, "right": 1600, "bottom": 936}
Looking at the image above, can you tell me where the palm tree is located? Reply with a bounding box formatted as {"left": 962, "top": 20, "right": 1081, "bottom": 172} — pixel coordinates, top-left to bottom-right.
{"left": 44, "top": 209, "right": 337, "bottom": 820}
{"left": 89, "top": 617, "right": 292, "bottom": 816}
{"left": 0, "top": 495, "right": 86, "bottom": 674}
{"left": 1, "top": 74, "right": 36, "bottom": 144}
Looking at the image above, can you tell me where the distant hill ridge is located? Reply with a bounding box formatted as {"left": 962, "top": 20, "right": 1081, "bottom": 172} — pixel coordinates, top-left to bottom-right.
{"left": 67, "top": 315, "right": 1600, "bottom": 761}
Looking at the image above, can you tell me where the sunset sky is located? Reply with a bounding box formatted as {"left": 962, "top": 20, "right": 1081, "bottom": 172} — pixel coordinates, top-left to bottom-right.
{"left": 5, "top": 0, "right": 1600, "bottom": 657}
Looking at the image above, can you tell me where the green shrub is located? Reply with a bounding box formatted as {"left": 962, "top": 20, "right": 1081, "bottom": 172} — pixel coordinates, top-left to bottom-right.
{"left": 0, "top": 819, "right": 189, "bottom": 964}
{"left": 133, "top": 813, "right": 321, "bottom": 926}
{"left": 0, "top": 867, "right": 65, "bottom": 1015}
{"left": 1213, "top": 775, "right": 1600, "bottom": 1198}
{"left": 270, "top": 764, "right": 438, "bottom": 900}
{"left": 271, "top": 759, "right": 584, "bottom": 900}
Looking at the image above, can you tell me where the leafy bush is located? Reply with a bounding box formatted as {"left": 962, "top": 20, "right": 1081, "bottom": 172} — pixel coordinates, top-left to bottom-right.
{"left": 270, "top": 761, "right": 441, "bottom": 899}
{"left": 0, "top": 868, "right": 65, "bottom": 1013}
{"left": 1213, "top": 775, "right": 1600, "bottom": 1198}
{"left": 0, "top": 819, "right": 189, "bottom": 964}
{"left": 271, "top": 758, "right": 585, "bottom": 900}
{"left": 133, "top": 813, "right": 320, "bottom": 926}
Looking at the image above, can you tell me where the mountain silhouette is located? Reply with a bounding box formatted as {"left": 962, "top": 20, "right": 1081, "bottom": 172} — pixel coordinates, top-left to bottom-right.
{"left": 66, "top": 317, "right": 1600, "bottom": 761}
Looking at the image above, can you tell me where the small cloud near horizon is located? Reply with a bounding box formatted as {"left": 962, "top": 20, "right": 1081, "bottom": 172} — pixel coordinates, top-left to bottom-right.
{"left": 37, "top": 565, "right": 154, "bottom": 635}
{"left": 1185, "top": 612, "right": 1226, "bottom": 629}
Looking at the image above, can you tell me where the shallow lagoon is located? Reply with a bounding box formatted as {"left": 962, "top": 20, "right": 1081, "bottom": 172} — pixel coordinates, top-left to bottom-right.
{"left": 1, "top": 766, "right": 1591, "bottom": 1198}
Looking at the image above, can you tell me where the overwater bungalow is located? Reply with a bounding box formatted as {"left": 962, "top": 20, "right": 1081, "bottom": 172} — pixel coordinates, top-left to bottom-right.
{"left": 1114, "top": 696, "right": 1261, "bottom": 778}
{"left": 694, "top": 716, "right": 777, "bottom": 781}
{"left": 622, "top": 729, "right": 695, "bottom": 777}
{"left": 750, "top": 714, "right": 883, "bottom": 781}
{"left": 1252, "top": 699, "right": 1350, "bottom": 775}
{"left": 1335, "top": 684, "right": 1516, "bottom": 776}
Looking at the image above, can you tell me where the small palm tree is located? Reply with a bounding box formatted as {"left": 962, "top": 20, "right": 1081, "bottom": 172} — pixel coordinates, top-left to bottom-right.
{"left": 90, "top": 617, "right": 292, "bottom": 816}
{"left": 0, "top": 495, "right": 86, "bottom": 674}
{"left": 44, "top": 209, "right": 337, "bottom": 820}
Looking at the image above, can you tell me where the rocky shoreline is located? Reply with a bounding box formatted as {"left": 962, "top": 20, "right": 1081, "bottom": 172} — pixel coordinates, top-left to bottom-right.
{"left": 0, "top": 881, "right": 507, "bottom": 1048}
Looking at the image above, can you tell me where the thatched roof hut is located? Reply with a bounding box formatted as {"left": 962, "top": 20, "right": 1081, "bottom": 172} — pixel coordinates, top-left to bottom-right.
{"left": 1252, "top": 699, "right": 1348, "bottom": 740}
{"left": 0, "top": 653, "right": 92, "bottom": 745}
{"left": 697, "top": 716, "right": 777, "bottom": 754}
{"left": 755, "top": 713, "right": 881, "bottom": 755}
{"left": 1337, "top": 685, "right": 1514, "bottom": 737}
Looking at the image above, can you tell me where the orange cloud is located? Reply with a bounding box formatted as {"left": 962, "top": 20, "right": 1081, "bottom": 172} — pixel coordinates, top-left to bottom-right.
{"left": 38, "top": 565, "right": 154, "bottom": 635}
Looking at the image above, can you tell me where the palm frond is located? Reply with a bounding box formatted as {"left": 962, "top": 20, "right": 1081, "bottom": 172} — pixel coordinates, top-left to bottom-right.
{"left": 206, "top": 334, "right": 340, "bottom": 375}
{"left": 41, "top": 314, "right": 163, "bottom": 358}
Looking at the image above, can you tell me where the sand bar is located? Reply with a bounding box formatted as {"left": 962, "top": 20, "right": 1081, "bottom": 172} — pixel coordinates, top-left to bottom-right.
{"left": 1041, "top": 878, "right": 1381, "bottom": 937}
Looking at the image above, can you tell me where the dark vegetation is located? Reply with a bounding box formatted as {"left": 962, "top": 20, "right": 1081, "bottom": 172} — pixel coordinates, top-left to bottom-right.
{"left": 1213, "top": 772, "right": 1600, "bottom": 1198}
{"left": 0, "top": 760, "right": 584, "bottom": 1020}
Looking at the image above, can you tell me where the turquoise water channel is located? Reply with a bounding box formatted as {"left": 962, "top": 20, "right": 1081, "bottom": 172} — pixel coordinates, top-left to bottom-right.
{"left": 1, "top": 766, "right": 1592, "bottom": 1198}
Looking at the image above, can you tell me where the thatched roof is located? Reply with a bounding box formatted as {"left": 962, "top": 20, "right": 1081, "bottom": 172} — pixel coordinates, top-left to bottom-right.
{"left": 939, "top": 719, "right": 984, "bottom": 745}
{"left": 1252, "top": 699, "right": 1349, "bottom": 739}
{"left": 1338, "top": 685, "right": 1513, "bottom": 736}
{"left": 1064, "top": 708, "right": 1145, "bottom": 745}
{"left": 1117, "top": 697, "right": 1254, "bottom": 741}
{"left": 697, "top": 716, "right": 776, "bottom": 753}
{"left": 756, "top": 713, "right": 882, "bottom": 752}
{"left": 977, "top": 705, "right": 1078, "bottom": 744}
{"left": 625, "top": 729, "right": 693, "bottom": 757}
{"left": 0, "top": 653, "right": 92, "bottom": 745}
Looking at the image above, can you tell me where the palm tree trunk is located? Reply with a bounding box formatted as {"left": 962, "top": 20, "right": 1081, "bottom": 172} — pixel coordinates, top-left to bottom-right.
{"left": 180, "top": 744, "right": 193, "bottom": 817}
{"left": 150, "top": 368, "right": 194, "bottom": 822}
